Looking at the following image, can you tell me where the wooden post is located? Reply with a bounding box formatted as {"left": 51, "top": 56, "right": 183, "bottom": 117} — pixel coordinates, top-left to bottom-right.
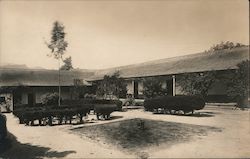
{"left": 132, "top": 80, "right": 135, "bottom": 98}
{"left": 172, "top": 75, "right": 176, "bottom": 96}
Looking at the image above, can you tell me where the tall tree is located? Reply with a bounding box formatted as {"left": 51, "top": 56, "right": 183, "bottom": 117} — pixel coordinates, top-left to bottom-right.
{"left": 226, "top": 60, "right": 249, "bottom": 108}
{"left": 60, "top": 56, "right": 73, "bottom": 70}
{"left": 46, "top": 21, "right": 68, "bottom": 106}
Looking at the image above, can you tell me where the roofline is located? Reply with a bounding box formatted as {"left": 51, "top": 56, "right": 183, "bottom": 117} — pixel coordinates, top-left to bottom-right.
{"left": 87, "top": 68, "right": 238, "bottom": 82}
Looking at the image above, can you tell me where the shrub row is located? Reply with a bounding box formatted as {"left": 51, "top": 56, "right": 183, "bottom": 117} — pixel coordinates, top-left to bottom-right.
{"left": 62, "top": 99, "right": 122, "bottom": 111}
{"left": 13, "top": 105, "right": 91, "bottom": 126}
{"left": 144, "top": 95, "right": 205, "bottom": 114}
{"left": 13, "top": 99, "right": 122, "bottom": 126}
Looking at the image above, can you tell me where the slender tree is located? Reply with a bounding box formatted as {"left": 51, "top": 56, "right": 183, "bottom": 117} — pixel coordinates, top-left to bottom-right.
{"left": 46, "top": 21, "right": 68, "bottom": 106}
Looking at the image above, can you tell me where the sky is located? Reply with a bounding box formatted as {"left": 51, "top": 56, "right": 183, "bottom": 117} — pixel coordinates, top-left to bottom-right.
{"left": 0, "top": 0, "right": 249, "bottom": 70}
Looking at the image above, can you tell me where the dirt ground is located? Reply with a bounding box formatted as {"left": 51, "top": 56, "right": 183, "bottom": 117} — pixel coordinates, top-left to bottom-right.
{"left": 1, "top": 105, "right": 250, "bottom": 158}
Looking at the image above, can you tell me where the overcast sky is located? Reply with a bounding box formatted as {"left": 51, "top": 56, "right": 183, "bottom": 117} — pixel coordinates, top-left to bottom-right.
{"left": 0, "top": 0, "right": 249, "bottom": 70}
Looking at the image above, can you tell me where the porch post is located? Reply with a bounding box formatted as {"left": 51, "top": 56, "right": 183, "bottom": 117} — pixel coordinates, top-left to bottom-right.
{"left": 172, "top": 75, "right": 176, "bottom": 96}
{"left": 132, "top": 80, "right": 135, "bottom": 98}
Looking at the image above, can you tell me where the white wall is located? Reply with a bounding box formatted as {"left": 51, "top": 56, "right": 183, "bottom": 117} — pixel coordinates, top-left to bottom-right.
{"left": 138, "top": 81, "right": 144, "bottom": 95}
{"left": 126, "top": 81, "right": 134, "bottom": 95}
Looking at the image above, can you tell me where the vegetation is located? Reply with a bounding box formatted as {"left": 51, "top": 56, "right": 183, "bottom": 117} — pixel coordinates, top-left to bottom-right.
{"left": 144, "top": 95, "right": 205, "bottom": 114}
{"left": 46, "top": 21, "right": 68, "bottom": 106}
{"left": 206, "top": 41, "right": 246, "bottom": 52}
{"left": 142, "top": 77, "right": 168, "bottom": 98}
{"left": 94, "top": 104, "right": 117, "bottom": 120}
{"left": 178, "top": 71, "right": 217, "bottom": 97}
{"left": 12, "top": 99, "right": 123, "bottom": 126}
{"left": 226, "top": 60, "right": 249, "bottom": 108}
{"left": 96, "top": 72, "right": 127, "bottom": 98}
{"left": 41, "top": 92, "right": 60, "bottom": 106}
{"left": 13, "top": 105, "right": 91, "bottom": 126}
{"left": 60, "top": 56, "right": 73, "bottom": 70}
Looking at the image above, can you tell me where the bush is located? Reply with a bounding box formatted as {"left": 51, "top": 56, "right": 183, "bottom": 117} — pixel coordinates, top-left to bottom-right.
{"left": 0, "top": 114, "right": 7, "bottom": 141}
{"left": 94, "top": 104, "right": 117, "bottom": 120}
{"left": 13, "top": 104, "right": 91, "bottom": 126}
{"left": 143, "top": 77, "right": 168, "bottom": 98}
{"left": 13, "top": 98, "right": 123, "bottom": 125}
{"left": 144, "top": 95, "right": 205, "bottom": 114}
{"left": 41, "top": 92, "right": 60, "bottom": 106}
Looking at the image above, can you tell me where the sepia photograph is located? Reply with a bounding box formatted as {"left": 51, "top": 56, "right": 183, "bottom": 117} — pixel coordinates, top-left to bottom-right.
{"left": 0, "top": 0, "right": 249, "bottom": 158}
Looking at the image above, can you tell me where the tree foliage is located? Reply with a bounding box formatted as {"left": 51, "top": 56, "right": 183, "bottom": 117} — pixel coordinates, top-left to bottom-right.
{"left": 47, "top": 21, "right": 68, "bottom": 59}
{"left": 142, "top": 77, "right": 167, "bottom": 98}
{"left": 46, "top": 21, "right": 68, "bottom": 106}
{"left": 178, "top": 71, "right": 217, "bottom": 97}
{"left": 96, "top": 72, "right": 127, "bottom": 98}
{"left": 41, "top": 92, "right": 59, "bottom": 105}
{"left": 60, "top": 56, "right": 73, "bottom": 70}
{"left": 226, "top": 60, "right": 249, "bottom": 106}
{"left": 206, "top": 41, "right": 245, "bottom": 52}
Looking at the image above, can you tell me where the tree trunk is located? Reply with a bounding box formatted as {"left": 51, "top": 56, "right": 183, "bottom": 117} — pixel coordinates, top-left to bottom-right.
{"left": 58, "top": 59, "right": 61, "bottom": 106}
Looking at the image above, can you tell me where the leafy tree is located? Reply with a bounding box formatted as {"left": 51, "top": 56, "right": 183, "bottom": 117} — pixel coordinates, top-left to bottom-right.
{"left": 60, "top": 56, "right": 73, "bottom": 70}
{"left": 226, "top": 60, "right": 249, "bottom": 108}
{"left": 178, "top": 71, "right": 217, "bottom": 97}
{"left": 46, "top": 21, "right": 68, "bottom": 106}
{"left": 207, "top": 41, "right": 245, "bottom": 52}
{"left": 96, "top": 72, "right": 127, "bottom": 99}
{"left": 142, "top": 77, "right": 167, "bottom": 98}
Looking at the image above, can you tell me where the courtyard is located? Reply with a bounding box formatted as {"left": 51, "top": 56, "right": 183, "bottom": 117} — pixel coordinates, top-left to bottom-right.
{"left": 1, "top": 105, "right": 250, "bottom": 158}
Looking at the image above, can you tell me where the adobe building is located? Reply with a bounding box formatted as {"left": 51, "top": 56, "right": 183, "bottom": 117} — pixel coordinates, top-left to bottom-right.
{"left": 0, "top": 46, "right": 249, "bottom": 112}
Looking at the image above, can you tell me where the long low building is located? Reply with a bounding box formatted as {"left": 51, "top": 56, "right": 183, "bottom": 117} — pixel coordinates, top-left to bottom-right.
{"left": 90, "top": 46, "right": 249, "bottom": 100}
{"left": 0, "top": 46, "right": 249, "bottom": 111}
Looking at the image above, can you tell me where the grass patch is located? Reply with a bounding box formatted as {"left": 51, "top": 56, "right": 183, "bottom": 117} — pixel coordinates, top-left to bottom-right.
{"left": 72, "top": 118, "right": 221, "bottom": 153}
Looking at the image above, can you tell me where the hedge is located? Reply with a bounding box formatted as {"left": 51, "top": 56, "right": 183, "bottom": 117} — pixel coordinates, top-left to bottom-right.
{"left": 13, "top": 99, "right": 123, "bottom": 125}
{"left": 144, "top": 95, "right": 205, "bottom": 114}
{"left": 62, "top": 99, "right": 123, "bottom": 111}
{"left": 13, "top": 106, "right": 91, "bottom": 126}
{"left": 94, "top": 104, "right": 117, "bottom": 120}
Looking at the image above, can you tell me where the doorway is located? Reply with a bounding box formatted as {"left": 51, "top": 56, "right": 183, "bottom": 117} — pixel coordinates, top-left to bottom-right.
{"left": 134, "top": 81, "right": 138, "bottom": 99}
{"left": 167, "top": 80, "right": 173, "bottom": 96}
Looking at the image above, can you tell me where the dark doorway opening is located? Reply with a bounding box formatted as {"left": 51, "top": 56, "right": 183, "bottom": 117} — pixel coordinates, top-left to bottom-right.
{"left": 167, "top": 80, "right": 173, "bottom": 96}
{"left": 134, "top": 81, "right": 138, "bottom": 99}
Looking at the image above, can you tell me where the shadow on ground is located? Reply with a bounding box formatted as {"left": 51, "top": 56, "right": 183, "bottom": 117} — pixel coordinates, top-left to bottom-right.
{"left": 72, "top": 118, "right": 222, "bottom": 156}
{"left": 0, "top": 132, "right": 76, "bottom": 159}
